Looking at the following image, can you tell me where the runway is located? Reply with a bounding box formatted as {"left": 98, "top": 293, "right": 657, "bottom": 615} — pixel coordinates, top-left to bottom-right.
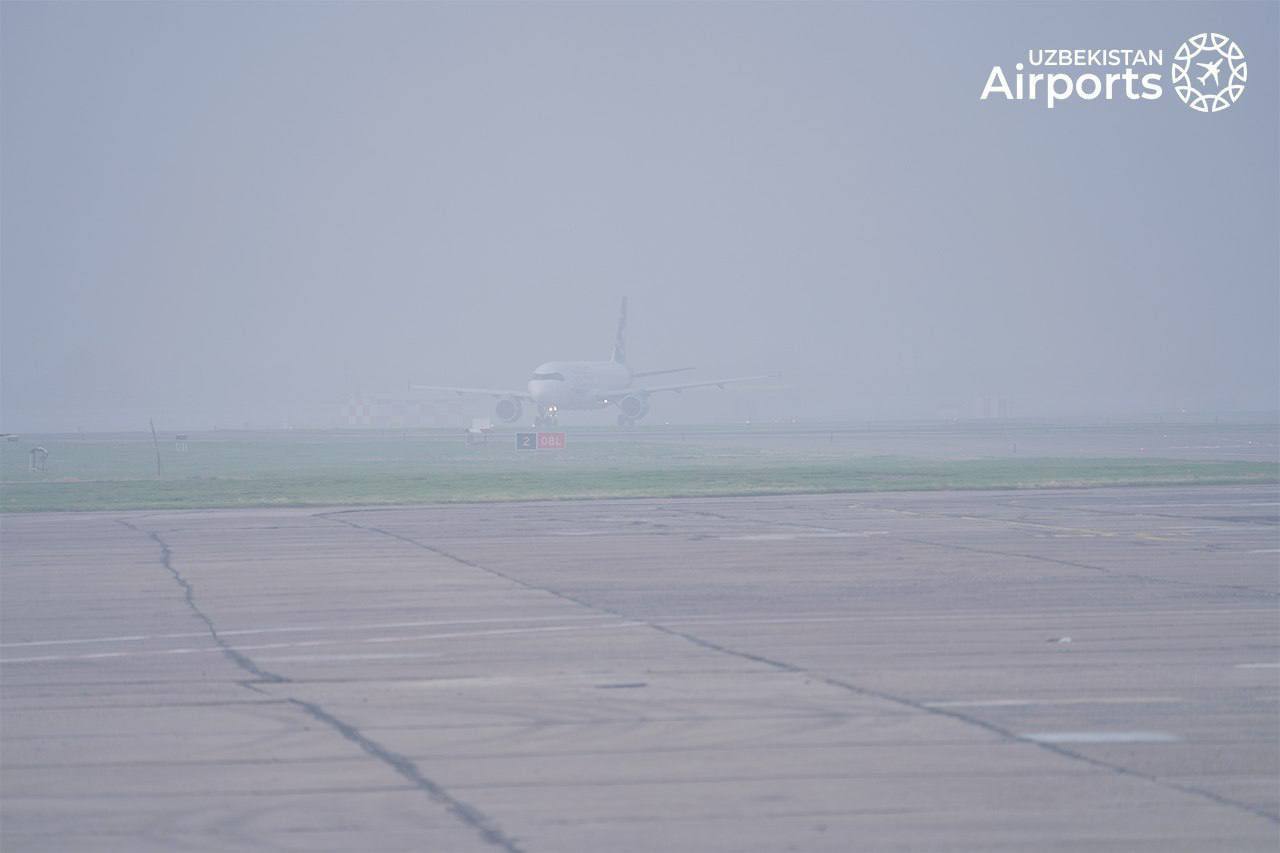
{"left": 3, "top": 485, "right": 1278, "bottom": 851}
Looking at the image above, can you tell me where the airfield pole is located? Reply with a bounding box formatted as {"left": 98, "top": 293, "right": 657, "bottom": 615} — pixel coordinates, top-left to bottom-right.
{"left": 149, "top": 418, "right": 163, "bottom": 479}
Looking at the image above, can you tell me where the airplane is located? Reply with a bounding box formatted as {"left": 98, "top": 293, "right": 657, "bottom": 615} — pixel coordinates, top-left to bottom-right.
{"left": 412, "top": 298, "right": 768, "bottom": 427}
{"left": 1196, "top": 58, "right": 1223, "bottom": 87}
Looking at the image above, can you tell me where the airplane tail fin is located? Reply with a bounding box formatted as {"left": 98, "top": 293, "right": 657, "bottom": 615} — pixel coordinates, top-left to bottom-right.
{"left": 612, "top": 297, "right": 628, "bottom": 364}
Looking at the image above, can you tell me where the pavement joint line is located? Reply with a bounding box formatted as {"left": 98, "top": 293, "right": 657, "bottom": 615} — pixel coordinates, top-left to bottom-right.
{"left": 320, "top": 505, "right": 1280, "bottom": 828}
{"left": 286, "top": 699, "right": 526, "bottom": 853}
{"left": 643, "top": 620, "right": 1280, "bottom": 825}
{"left": 115, "top": 519, "right": 288, "bottom": 685}
{"left": 648, "top": 503, "right": 1280, "bottom": 827}
{"left": 888, "top": 533, "right": 1280, "bottom": 599}
{"left": 661, "top": 501, "right": 1279, "bottom": 598}
{"left": 855, "top": 505, "right": 1279, "bottom": 597}
{"left": 316, "top": 511, "right": 621, "bottom": 614}
{"left": 114, "top": 516, "right": 526, "bottom": 853}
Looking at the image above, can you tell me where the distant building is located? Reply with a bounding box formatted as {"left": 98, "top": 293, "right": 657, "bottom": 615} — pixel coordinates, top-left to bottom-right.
{"left": 973, "top": 395, "right": 1011, "bottom": 419}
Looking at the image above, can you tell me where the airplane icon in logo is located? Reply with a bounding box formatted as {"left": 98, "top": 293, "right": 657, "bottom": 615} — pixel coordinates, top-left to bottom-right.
{"left": 1196, "top": 58, "right": 1223, "bottom": 87}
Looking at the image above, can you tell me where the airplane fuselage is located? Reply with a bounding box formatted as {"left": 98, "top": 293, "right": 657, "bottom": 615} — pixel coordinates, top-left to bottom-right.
{"left": 527, "top": 361, "right": 634, "bottom": 411}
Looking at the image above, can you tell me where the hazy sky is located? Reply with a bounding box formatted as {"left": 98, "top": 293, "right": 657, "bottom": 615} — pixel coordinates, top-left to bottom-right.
{"left": 3, "top": 1, "right": 1276, "bottom": 430}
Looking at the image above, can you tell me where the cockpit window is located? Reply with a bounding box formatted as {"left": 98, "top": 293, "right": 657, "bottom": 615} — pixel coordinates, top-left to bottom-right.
{"left": 531, "top": 372, "right": 565, "bottom": 381}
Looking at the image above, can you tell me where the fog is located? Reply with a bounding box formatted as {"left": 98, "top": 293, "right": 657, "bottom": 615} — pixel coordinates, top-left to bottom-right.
{"left": 3, "top": 2, "right": 1276, "bottom": 432}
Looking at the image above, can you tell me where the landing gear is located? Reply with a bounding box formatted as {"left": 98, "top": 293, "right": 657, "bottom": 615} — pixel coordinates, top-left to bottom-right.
{"left": 617, "top": 414, "right": 636, "bottom": 428}
{"left": 534, "top": 407, "right": 559, "bottom": 429}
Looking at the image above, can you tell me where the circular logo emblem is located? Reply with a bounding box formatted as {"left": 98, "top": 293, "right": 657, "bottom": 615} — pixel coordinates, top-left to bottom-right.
{"left": 1171, "top": 33, "right": 1247, "bottom": 112}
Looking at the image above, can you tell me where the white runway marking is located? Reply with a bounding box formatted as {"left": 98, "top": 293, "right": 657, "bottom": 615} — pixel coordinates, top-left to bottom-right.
{"left": 1247, "top": 549, "right": 1280, "bottom": 554}
{"left": 926, "top": 696, "right": 1183, "bottom": 709}
{"left": 1235, "top": 662, "right": 1280, "bottom": 669}
{"left": 0, "top": 634, "right": 155, "bottom": 648}
{"left": 0, "top": 614, "right": 615, "bottom": 649}
{"left": 255, "top": 652, "right": 447, "bottom": 663}
{"left": 1076, "top": 502, "right": 1279, "bottom": 509}
{"left": 9, "top": 607, "right": 1270, "bottom": 655}
{"left": 352, "top": 623, "right": 647, "bottom": 644}
{"left": 660, "top": 606, "right": 1273, "bottom": 628}
{"left": 721, "top": 531, "right": 887, "bottom": 541}
{"left": 1023, "top": 731, "right": 1181, "bottom": 744}
{"left": 0, "top": 621, "right": 647, "bottom": 665}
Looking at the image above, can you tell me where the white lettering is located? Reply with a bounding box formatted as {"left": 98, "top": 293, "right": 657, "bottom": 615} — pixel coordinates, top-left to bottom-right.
{"left": 1047, "top": 73, "right": 1074, "bottom": 108}
{"left": 980, "top": 66, "right": 1013, "bottom": 100}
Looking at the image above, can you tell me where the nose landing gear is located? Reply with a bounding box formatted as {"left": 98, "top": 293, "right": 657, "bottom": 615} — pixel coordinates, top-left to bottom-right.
{"left": 534, "top": 406, "right": 559, "bottom": 428}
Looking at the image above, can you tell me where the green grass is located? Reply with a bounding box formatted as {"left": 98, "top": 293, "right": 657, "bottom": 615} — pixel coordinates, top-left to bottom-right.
{"left": 2, "top": 430, "right": 1274, "bottom": 511}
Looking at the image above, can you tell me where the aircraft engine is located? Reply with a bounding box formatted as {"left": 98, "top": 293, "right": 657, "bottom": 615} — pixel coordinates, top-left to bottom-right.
{"left": 618, "top": 394, "right": 649, "bottom": 420}
{"left": 494, "top": 397, "right": 523, "bottom": 423}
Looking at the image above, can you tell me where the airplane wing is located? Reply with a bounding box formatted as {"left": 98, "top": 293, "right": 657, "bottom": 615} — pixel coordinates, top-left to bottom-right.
{"left": 636, "top": 375, "right": 774, "bottom": 395}
{"left": 630, "top": 366, "right": 696, "bottom": 380}
{"left": 410, "top": 384, "right": 532, "bottom": 400}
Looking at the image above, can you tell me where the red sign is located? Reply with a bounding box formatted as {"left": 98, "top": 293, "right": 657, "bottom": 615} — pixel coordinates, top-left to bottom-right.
{"left": 536, "top": 431, "right": 566, "bottom": 449}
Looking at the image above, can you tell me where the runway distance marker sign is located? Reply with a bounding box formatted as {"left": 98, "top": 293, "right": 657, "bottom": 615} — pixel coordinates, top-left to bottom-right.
{"left": 537, "top": 432, "right": 566, "bottom": 450}
{"left": 516, "top": 432, "right": 566, "bottom": 450}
